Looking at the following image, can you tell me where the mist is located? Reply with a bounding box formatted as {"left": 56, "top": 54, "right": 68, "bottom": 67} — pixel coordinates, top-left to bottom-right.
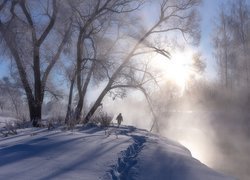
{"left": 100, "top": 83, "right": 250, "bottom": 180}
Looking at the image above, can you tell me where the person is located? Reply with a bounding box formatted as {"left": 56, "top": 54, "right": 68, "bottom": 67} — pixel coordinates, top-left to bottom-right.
{"left": 116, "top": 113, "right": 123, "bottom": 127}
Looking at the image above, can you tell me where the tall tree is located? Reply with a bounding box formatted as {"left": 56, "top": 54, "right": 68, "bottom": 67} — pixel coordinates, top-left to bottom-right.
{"left": 65, "top": 0, "right": 142, "bottom": 122}
{"left": 229, "top": 0, "right": 250, "bottom": 85}
{"left": 213, "top": 0, "right": 250, "bottom": 90}
{"left": 0, "top": 0, "right": 71, "bottom": 126}
{"left": 213, "top": 7, "right": 231, "bottom": 88}
{"left": 84, "top": 0, "right": 201, "bottom": 124}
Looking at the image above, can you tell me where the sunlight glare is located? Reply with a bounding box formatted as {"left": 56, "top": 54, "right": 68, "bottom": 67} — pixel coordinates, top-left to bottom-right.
{"left": 152, "top": 48, "right": 196, "bottom": 93}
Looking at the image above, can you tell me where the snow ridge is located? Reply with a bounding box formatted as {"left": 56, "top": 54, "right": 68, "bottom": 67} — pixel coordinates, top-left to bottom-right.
{"left": 109, "top": 134, "right": 146, "bottom": 180}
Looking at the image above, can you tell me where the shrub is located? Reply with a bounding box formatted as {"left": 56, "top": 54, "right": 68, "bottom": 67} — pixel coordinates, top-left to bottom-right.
{"left": 0, "top": 121, "right": 17, "bottom": 137}
{"left": 92, "top": 112, "right": 113, "bottom": 127}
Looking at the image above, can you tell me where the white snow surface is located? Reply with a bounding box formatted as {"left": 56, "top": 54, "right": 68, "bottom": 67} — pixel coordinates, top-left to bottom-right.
{"left": 0, "top": 125, "right": 235, "bottom": 180}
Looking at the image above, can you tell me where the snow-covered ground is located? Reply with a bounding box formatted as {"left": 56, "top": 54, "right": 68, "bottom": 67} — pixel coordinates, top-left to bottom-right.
{"left": 0, "top": 125, "right": 235, "bottom": 180}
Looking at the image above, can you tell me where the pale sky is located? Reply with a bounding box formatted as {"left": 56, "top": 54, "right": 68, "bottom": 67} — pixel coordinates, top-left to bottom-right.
{"left": 199, "top": 0, "right": 222, "bottom": 78}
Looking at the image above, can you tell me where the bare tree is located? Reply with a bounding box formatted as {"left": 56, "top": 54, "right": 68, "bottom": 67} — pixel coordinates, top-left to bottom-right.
{"left": 0, "top": 0, "right": 71, "bottom": 126}
{"left": 83, "top": 0, "right": 201, "bottom": 124}
{"left": 213, "top": 7, "right": 231, "bottom": 88}
{"left": 65, "top": 0, "right": 143, "bottom": 122}
{"left": 63, "top": 63, "right": 77, "bottom": 125}
{"left": 229, "top": 0, "right": 250, "bottom": 86}
{"left": 213, "top": 0, "right": 250, "bottom": 90}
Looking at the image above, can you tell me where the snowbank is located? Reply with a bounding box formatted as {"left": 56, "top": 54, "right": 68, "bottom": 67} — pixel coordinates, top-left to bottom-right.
{"left": 0, "top": 125, "right": 235, "bottom": 180}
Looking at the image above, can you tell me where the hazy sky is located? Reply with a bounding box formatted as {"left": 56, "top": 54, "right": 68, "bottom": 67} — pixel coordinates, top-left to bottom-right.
{"left": 0, "top": 0, "right": 222, "bottom": 79}
{"left": 199, "top": 0, "right": 222, "bottom": 78}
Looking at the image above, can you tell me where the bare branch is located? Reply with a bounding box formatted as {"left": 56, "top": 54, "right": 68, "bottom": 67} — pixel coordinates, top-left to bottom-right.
{"left": 19, "top": 0, "right": 34, "bottom": 26}
{"left": 42, "top": 23, "right": 72, "bottom": 89}
{"left": 37, "top": 0, "right": 58, "bottom": 46}
{"left": 44, "top": 88, "right": 63, "bottom": 100}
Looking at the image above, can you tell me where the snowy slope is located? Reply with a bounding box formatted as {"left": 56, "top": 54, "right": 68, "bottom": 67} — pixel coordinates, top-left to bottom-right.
{"left": 0, "top": 125, "right": 235, "bottom": 180}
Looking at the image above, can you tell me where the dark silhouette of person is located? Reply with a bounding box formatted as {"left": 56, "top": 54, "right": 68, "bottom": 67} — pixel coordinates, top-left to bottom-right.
{"left": 116, "top": 113, "right": 123, "bottom": 127}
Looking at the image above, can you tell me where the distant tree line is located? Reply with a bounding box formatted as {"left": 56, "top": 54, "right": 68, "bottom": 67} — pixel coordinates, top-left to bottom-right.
{"left": 213, "top": 0, "right": 250, "bottom": 91}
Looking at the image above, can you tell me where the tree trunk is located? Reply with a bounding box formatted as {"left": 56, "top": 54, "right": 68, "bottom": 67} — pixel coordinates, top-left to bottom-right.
{"left": 74, "top": 95, "right": 83, "bottom": 121}
{"left": 65, "top": 78, "right": 75, "bottom": 124}
{"left": 28, "top": 101, "right": 42, "bottom": 127}
{"left": 75, "top": 30, "right": 84, "bottom": 122}
{"left": 84, "top": 83, "right": 111, "bottom": 124}
{"left": 75, "top": 62, "right": 95, "bottom": 122}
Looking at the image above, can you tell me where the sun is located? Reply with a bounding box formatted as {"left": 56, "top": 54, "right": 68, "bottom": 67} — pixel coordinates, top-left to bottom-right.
{"left": 152, "top": 48, "right": 196, "bottom": 93}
